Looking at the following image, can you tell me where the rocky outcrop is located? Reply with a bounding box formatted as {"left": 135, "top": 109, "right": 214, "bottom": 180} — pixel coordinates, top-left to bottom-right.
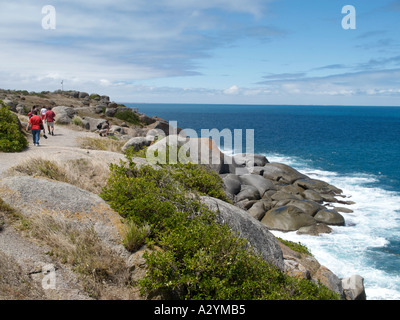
{"left": 53, "top": 106, "right": 77, "bottom": 125}
{"left": 0, "top": 176, "right": 126, "bottom": 255}
{"left": 222, "top": 158, "right": 347, "bottom": 235}
{"left": 342, "top": 275, "right": 367, "bottom": 300}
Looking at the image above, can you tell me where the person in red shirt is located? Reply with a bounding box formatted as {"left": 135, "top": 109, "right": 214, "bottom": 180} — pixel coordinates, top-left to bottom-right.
{"left": 44, "top": 106, "right": 56, "bottom": 136}
{"left": 26, "top": 110, "right": 44, "bottom": 146}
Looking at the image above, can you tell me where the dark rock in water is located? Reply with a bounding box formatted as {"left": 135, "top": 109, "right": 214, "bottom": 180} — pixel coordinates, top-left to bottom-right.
{"left": 342, "top": 275, "right": 367, "bottom": 300}
{"left": 261, "top": 205, "right": 316, "bottom": 232}
{"left": 314, "top": 209, "right": 345, "bottom": 226}
{"left": 294, "top": 178, "right": 343, "bottom": 195}
{"left": 333, "top": 207, "right": 354, "bottom": 213}
{"left": 296, "top": 223, "right": 332, "bottom": 236}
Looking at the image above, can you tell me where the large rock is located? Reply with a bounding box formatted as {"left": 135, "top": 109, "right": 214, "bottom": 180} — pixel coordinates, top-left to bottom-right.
{"left": 146, "top": 120, "right": 182, "bottom": 136}
{"left": 313, "top": 265, "right": 345, "bottom": 298}
{"left": 238, "top": 174, "right": 276, "bottom": 197}
{"left": 231, "top": 153, "right": 269, "bottom": 173}
{"left": 52, "top": 106, "right": 77, "bottom": 124}
{"left": 296, "top": 223, "right": 332, "bottom": 236}
{"left": 294, "top": 178, "right": 343, "bottom": 195}
{"left": 78, "top": 92, "right": 89, "bottom": 99}
{"left": 247, "top": 201, "right": 268, "bottom": 221}
{"left": 55, "top": 113, "right": 72, "bottom": 124}
{"left": 147, "top": 136, "right": 230, "bottom": 174}
{"left": 302, "top": 189, "right": 324, "bottom": 203}
{"left": 2, "top": 99, "right": 16, "bottom": 111}
{"left": 0, "top": 176, "right": 126, "bottom": 253}
{"left": 122, "top": 137, "right": 151, "bottom": 153}
{"left": 314, "top": 209, "right": 345, "bottom": 226}
{"left": 261, "top": 205, "right": 316, "bottom": 232}
{"left": 138, "top": 113, "right": 156, "bottom": 125}
{"left": 223, "top": 174, "right": 242, "bottom": 195}
{"left": 341, "top": 275, "right": 366, "bottom": 300}
{"left": 274, "top": 199, "right": 324, "bottom": 217}
{"left": 236, "top": 185, "right": 261, "bottom": 202}
{"left": 200, "top": 196, "right": 284, "bottom": 270}
{"left": 82, "top": 117, "right": 107, "bottom": 131}
{"left": 262, "top": 163, "right": 307, "bottom": 184}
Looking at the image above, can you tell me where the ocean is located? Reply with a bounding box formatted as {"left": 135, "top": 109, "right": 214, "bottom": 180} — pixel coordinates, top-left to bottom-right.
{"left": 125, "top": 103, "right": 400, "bottom": 300}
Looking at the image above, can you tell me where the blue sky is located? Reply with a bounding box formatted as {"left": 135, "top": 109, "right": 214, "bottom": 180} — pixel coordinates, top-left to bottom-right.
{"left": 1, "top": 0, "right": 399, "bottom": 105}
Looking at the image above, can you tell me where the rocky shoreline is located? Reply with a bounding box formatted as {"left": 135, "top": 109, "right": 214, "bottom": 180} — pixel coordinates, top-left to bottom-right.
{"left": 0, "top": 89, "right": 366, "bottom": 300}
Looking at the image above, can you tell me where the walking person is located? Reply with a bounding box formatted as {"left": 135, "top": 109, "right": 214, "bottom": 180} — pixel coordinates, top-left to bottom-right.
{"left": 26, "top": 110, "right": 43, "bottom": 146}
{"left": 40, "top": 105, "right": 48, "bottom": 121}
{"left": 44, "top": 106, "right": 56, "bottom": 136}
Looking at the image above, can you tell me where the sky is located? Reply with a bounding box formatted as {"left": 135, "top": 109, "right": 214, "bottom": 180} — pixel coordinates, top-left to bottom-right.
{"left": 0, "top": 0, "right": 400, "bottom": 105}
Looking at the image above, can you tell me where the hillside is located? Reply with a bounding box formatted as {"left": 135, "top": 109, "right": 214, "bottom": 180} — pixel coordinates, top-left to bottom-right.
{"left": 0, "top": 89, "right": 366, "bottom": 300}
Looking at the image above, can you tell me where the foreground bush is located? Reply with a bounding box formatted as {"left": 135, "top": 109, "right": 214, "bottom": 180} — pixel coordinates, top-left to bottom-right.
{"left": 101, "top": 151, "right": 340, "bottom": 300}
{"left": 0, "top": 101, "right": 28, "bottom": 152}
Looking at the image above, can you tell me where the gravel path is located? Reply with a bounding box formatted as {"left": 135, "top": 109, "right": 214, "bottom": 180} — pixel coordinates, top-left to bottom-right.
{"left": 0, "top": 125, "right": 108, "bottom": 300}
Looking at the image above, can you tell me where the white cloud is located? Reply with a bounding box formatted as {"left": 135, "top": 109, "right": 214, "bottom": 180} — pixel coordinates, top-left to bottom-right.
{"left": 223, "top": 85, "right": 240, "bottom": 95}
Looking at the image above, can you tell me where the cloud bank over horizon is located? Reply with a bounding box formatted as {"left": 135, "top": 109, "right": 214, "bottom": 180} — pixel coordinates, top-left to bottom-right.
{"left": 0, "top": 0, "right": 399, "bottom": 106}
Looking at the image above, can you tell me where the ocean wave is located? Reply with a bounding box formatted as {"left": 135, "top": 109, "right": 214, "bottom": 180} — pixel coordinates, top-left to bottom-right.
{"left": 264, "top": 153, "right": 400, "bottom": 300}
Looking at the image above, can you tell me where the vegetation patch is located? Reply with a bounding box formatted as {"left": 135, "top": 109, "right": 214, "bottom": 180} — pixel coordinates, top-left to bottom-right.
{"left": 0, "top": 101, "right": 28, "bottom": 152}
{"left": 10, "top": 157, "right": 111, "bottom": 195}
{"left": 114, "top": 109, "right": 140, "bottom": 125}
{"left": 101, "top": 151, "right": 340, "bottom": 300}
{"left": 277, "top": 237, "right": 313, "bottom": 256}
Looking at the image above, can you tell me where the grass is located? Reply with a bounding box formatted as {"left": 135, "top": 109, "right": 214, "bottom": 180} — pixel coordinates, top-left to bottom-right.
{"left": 0, "top": 251, "right": 46, "bottom": 300}
{"left": 77, "top": 136, "right": 125, "bottom": 153}
{"left": 18, "top": 213, "right": 134, "bottom": 299}
{"left": 122, "top": 220, "right": 151, "bottom": 252}
{"left": 277, "top": 237, "right": 313, "bottom": 256}
{"left": 10, "top": 156, "right": 112, "bottom": 194}
{"left": 1, "top": 195, "right": 140, "bottom": 299}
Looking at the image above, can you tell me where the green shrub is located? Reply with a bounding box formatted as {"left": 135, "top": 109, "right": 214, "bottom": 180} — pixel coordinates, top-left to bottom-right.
{"left": 114, "top": 109, "right": 140, "bottom": 125}
{"left": 72, "top": 115, "right": 83, "bottom": 127}
{"left": 101, "top": 151, "right": 340, "bottom": 300}
{"left": 277, "top": 237, "right": 313, "bottom": 256}
{"left": 0, "top": 101, "right": 28, "bottom": 152}
{"left": 168, "top": 162, "right": 230, "bottom": 202}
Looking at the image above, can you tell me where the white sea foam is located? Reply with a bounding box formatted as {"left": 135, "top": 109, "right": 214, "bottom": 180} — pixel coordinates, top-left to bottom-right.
{"left": 265, "top": 153, "right": 400, "bottom": 300}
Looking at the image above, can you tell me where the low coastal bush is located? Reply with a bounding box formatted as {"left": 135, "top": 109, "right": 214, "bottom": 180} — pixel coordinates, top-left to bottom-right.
{"left": 0, "top": 101, "right": 28, "bottom": 152}
{"left": 277, "top": 237, "right": 313, "bottom": 256}
{"left": 114, "top": 109, "right": 140, "bottom": 125}
{"left": 101, "top": 151, "right": 340, "bottom": 300}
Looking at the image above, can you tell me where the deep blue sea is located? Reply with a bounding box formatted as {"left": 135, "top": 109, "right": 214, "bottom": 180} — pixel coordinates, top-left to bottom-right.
{"left": 125, "top": 103, "right": 400, "bottom": 300}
